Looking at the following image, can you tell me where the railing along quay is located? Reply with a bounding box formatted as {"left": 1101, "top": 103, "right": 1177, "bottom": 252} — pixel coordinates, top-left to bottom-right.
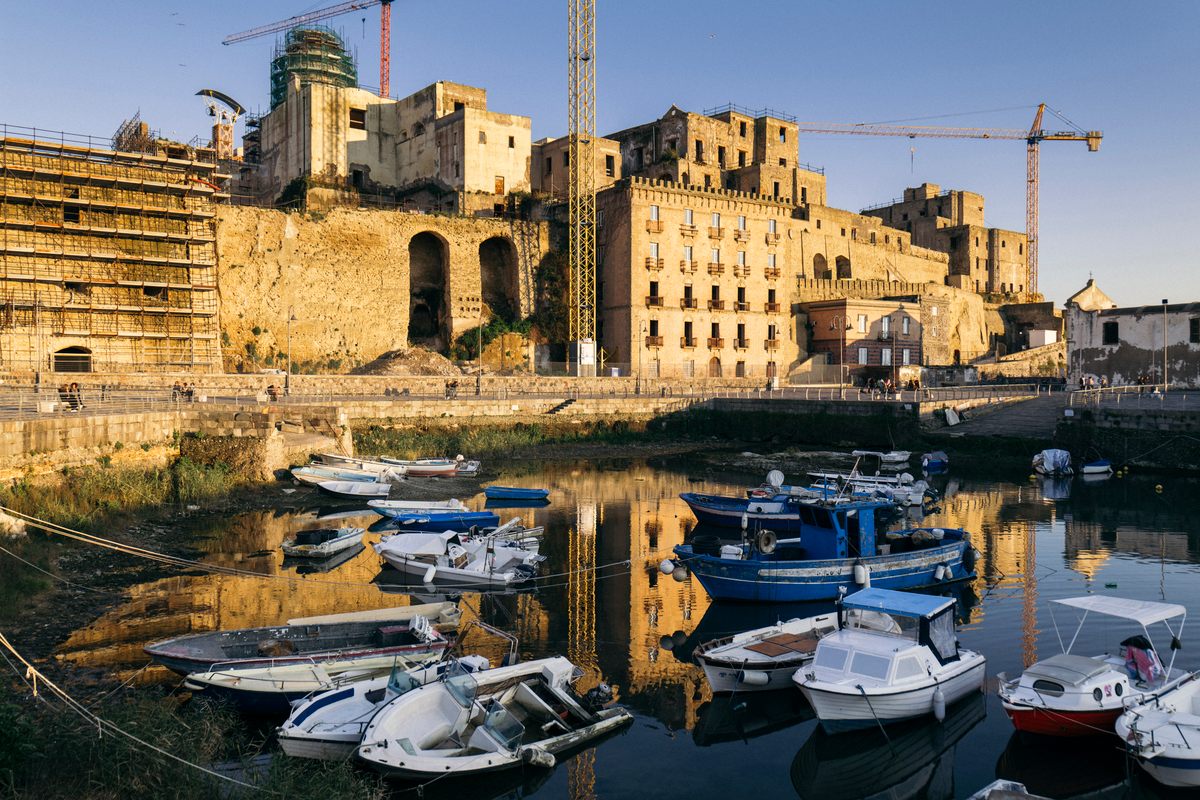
{"left": 1069, "top": 386, "right": 1196, "bottom": 410}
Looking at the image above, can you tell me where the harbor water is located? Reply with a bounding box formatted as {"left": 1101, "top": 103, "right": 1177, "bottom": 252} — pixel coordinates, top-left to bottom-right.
{"left": 49, "top": 456, "right": 1200, "bottom": 799}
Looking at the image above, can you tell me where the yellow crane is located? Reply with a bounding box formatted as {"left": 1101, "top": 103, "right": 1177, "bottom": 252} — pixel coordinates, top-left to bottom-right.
{"left": 792, "top": 103, "right": 1101, "bottom": 295}
{"left": 567, "top": 0, "right": 597, "bottom": 375}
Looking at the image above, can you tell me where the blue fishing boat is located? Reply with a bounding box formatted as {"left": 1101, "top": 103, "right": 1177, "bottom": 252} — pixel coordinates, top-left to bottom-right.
{"left": 484, "top": 486, "right": 550, "bottom": 501}
{"left": 680, "top": 491, "right": 895, "bottom": 534}
{"left": 671, "top": 497, "right": 975, "bottom": 602}
{"left": 388, "top": 510, "right": 501, "bottom": 532}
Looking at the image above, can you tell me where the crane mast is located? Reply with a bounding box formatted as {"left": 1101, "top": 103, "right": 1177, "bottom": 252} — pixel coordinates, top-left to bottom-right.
{"left": 567, "top": 0, "right": 597, "bottom": 374}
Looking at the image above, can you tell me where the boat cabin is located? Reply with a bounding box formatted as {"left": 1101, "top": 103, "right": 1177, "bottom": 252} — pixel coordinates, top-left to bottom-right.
{"left": 773, "top": 500, "right": 884, "bottom": 560}
{"left": 836, "top": 588, "right": 962, "bottom": 666}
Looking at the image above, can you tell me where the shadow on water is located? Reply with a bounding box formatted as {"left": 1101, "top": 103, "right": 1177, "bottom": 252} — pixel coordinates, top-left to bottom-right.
{"left": 693, "top": 688, "right": 814, "bottom": 746}
{"left": 995, "top": 731, "right": 1131, "bottom": 799}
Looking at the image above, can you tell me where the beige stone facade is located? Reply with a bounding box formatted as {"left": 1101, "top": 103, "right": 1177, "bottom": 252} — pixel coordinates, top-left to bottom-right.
{"left": 531, "top": 135, "right": 622, "bottom": 197}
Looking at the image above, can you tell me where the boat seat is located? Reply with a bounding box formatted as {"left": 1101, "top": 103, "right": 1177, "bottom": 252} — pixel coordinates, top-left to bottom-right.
{"left": 402, "top": 689, "right": 471, "bottom": 751}
{"left": 1025, "top": 654, "right": 1108, "bottom": 686}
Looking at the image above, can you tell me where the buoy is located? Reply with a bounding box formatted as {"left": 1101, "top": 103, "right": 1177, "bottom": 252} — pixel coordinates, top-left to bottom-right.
{"left": 659, "top": 559, "right": 676, "bottom": 575}
{"left": 853, "top": 561, "right": 870, "bottom": 586}
{"left": 672, "top": 567, "right": 688, "bottom": 582}
{"left": 738, "top": 670, "right": 770, "bottom": 687}
{"left": 933, "top": 687, "right": 946, "bottom": 722}
{"left": 672, "top": 630, "right": 688, "bottom": 648}
{"left": 659, "top": 635, "right": 675, "bottom": 651}
{"left": 1156, "top": 484, "right": 1163, "bottom": 493}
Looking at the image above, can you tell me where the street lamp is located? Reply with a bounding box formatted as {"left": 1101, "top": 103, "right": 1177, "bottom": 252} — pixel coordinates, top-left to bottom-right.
{"left": 1162, "top": 298, "right": 1169, "bottom": 392}
{"left": 637, "top": 320, "right": 647, "bottom": 393}
{"left": 286, "top": 306, "right": 296, "bottom": 396}
{"left": 829, "top": 314, "right": 852, "bottom": 386}
{"left": 891, "top": 304, "right": 905, "bottom": 392}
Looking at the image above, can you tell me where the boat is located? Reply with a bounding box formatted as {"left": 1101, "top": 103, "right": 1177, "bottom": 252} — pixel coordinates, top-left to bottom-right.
{"left": 316, "top": 480, "right": 391, "bottom": 499}
{"left": 851, "top": 449, "right": 911, "bottom": 464}
{"left": 807, "top": 471, "right": 935, "bottom": 507}
{"left": 921, "top": 451, "right": 949, "bottom": 473}
{"left": 379, "top": 456, "right": 481, "bottom": 478}
{"left": 376, "top": 510, "right": 501, "bottom": 532}
{"left": 291, "top": 464, "right": 394, "bottom": 486}
{"left": 182, "top": 623, "right": 446, "bottom": 715}
{"left": 793, "top": 588, "right": 986, "bottom": 731}
{"left": 374, "top": 529, "right": 543, "bottom": 589}
{"left": 1032, "top": 448, "right": 1074, "bottom": 476}
{"left": 1116, "top": 671, "right": 1200, "bottom": 788}
{"left": 997, "top": 595, "right": 1188, "bottom": 737}
{"left": 286, "top": 602, "right": 461, "bottom": 629}
{"left": 484, "top": 486, "right": 550, "bottom": 501}
{"left": 671, "top": 498, "right": 975, "bottom": 602}
{"left": 283, "top": 543, "right": 365, "bottom": 574}
{"left": 680, "top": 491, "right": 897, "bottom": 534}
{"left": 314, "top": 453, "right": 408, "bottom": 477}
{"left": 693, "top": 608, "right": 900, "bottom": 692}
{"left": 277, "top": 655, "right": 491, "bottom": 760}
{"left": 367, "top": 498, "right": 468, "bottom": 514}
{"left": 280, "top": 527, "right": 364, "bottom": 558}
{"left": 967, "top": 781, "right": 1049, "bottom": 800}
{"left": 791, "top": 691, "right": 986, "bottom": 800}
{"left": 144, "top": 614, "right": 450, "bottom": 676}
{"left": 356, "top": 656, "right": 633, "bottom": 779}
{"left": 1080, "top": 458, "right": 1113, "bottom": 475}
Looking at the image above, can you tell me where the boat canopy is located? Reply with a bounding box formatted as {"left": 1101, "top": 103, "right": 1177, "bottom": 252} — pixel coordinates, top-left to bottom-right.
{"left": 1054, "top": 596, "right": 1186, "bottom": 626}
{"left": 842, "top": 588, "right": 954, "bottom": 619}
{"left": 386, "top": 531, "right": 456, "bottom": 555}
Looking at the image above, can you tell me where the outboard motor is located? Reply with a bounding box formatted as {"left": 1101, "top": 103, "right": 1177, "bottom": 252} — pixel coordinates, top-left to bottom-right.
{"left": 583, "top": 682, "right": 614, "bottom": 712}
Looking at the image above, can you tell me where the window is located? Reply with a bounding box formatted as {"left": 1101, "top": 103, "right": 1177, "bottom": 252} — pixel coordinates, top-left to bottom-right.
{"left": 413, "top": 121, "right": 425, "bottom": 136}
{"left": 712, "top": 212, "right": 721, "bottom": 227}
{"left": 649, "top": 242, "right": 659, "bottom": 258}
{"left": 851, "top": 228, "right": 857, "bottom": 241}
{"left": 737, "top": 251, "right": 746, "bottom": 266}
{"left": 778, "top": 157, "right": 786, "bottom": 167}
{"left": 684, "top": 320, "right": 693, "bottom": 338}
{"left": 870, "top": 231, "right": 876, "bottom": 244}
{"left": 769, "top": 218, "right": 777, "bottom": 234}
{"left": 737, "top": 286, "right": 746, "bottom": 304}
{"left": 814, "top": 646, "right": 848, "bottom": 671}
{"left": 768, "top": 323, "right": 777, "bottom": 340}
{"left": 545, "top": 156, "right": 552, "bottom": 174}
{"left": 717, "top": 145, "right": 726, "bottom": 167}
{"left": 684, "top": 208, "right": 694, "bottom": 225}
{"left": 816, "top": 219, "right": 821, "bottom": 229}
{"left": 779, "top": 127, "right": 787, "bottom": 143}
{"left": 649, "top": 319, "right": 659, "bottom": 336}
{"left": 850, "top": 652, "right": 890, "bottom": 680}
{"left": 902, "top": 348, "right": 911, "bottom": 365}
{"left": 768, "top": 288, "right": 776, "bottom": 304}
{"left": 711, "top": 322, "right": 720, "bottom": 338}
{"left": 881, "top": 348, "right": 892, "bottom": 366}
{"left": 767, "top": 253, "right": 776, "bottom": 268}
{"left": 902, "top": 316, "right": 910, "bottom": 336}
{"left": 650, "top": 204, "right": 660, "bottom": 221}
{"left": 840, "top": 228, "right": 846, "bottom": 237}
{"left": 478, "top": 131, "right": 487, "bottom": 144}
{"left": 454, "top": 101, "right": 465, "bottom": 111}
{"left": 1002, "top": 240, "right": 1007, "bottom": 248}
{"left": 738, "top": 150, "right": 747, "bottom": 167}
{"left": 1103, "top": 321, "right": 1120, "bottom": 345}
{"left": 1019, "top": 242, "right": 1024, "bottom": 255}
{"left": 895, "top": 657, "right": 923, "bottom": 680}
{"left": 704, "top": 174, "right": 712, "bottom": 187}
{"left": 711, "top": 285, "right": 720, "bottom": 301}
{"left": 684, "top": 360, "right": 694, "bottom": 377}
{"left": 739, "top": 120, "right": 747, "bottom": 137}
{"left": 649, "top": 280, "right": 659, "bottom": 297}
{"left": 695, "top": 140, "right": 704, "bottom": 162}
{"left": 633, "top": 147, "right": 643, "bottom": 170}
{"left": 605, "top": 154, "right": 615, "bottom": 177}
{"left": 857, "top": 314, "right": 867, "bottom": 333}
{"left": 562, "top": 151, "right": 569, "bottom": 167}
{"left": 683, "top": 285, "right": 693, "bottom": 300}
{"left": 683, "top": 245, "right": 693, "bottom": 262}
{"left": 1191, "top": 318, "right": 1200, "bottom": 344}
{"left": 737, "top": 215, "right": 746, "bottom": 230}
{"left": 508, "top": 135, "right": 515, "bottom": 148}
{"left": 930, "top": 306, "right": 938, "bottom": 317}
{"left": 801, "top": 187, "right": 808, "bottom": 204}
{"left": 711, "top": 248, "right": 720, "bottom": 263}
{"left": 881, "top": 316, "right": 890, "bottom": 335}
{"left": 772, "top": 181, "right": 780, "bottom": 197}
{"left": 349, "top": 108, "right": 367, "bottom": 129}
{"left": 63, "top": 197, "right": 80, "bottom": 223}
{"left": 737, "top": 323, "right": 746, "bottom": 340}
{"left": 735, "top": 361, "right": 746, "bottom": 377}
{"left": 858, "top": 347, "right": 869, "bottom": 365}
{"left": 1031, "top": 679, "right": 1066, "bottom": 698}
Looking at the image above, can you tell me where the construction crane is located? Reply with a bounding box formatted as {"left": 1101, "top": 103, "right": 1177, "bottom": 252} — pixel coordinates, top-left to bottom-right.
{"left": 567, "top": 0, "right": 597, "bottom": 375}
{"left": 224, "top": 0, "right": 395, "bottom": 99}
{"left": 792, "top": 104, "right": 1101, "bottom": 295}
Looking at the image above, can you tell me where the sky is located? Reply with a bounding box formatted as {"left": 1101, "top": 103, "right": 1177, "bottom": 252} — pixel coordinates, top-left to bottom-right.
{"left": 1, "top": 0, "right": 1197, "bottom": 306}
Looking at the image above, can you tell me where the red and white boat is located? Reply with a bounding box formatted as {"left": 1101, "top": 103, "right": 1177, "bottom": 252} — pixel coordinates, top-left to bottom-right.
{"left": 380, "top": 456, "right": 480, "bottom": 477}
{"left": 998, "top": 596, "right": 1187, "bottom": 737}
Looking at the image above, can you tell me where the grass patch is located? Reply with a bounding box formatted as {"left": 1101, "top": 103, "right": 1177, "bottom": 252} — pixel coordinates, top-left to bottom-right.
{"left": 355, "top": 418, "right": 652, "bottom": 460}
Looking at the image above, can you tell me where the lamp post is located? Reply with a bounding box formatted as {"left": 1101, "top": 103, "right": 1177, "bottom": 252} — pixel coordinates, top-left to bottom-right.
{"left": 285, "top": 306, "right": 296, "bottom": 396}
{"left": 637, "top": 320, "right": 646, "bottom": 393}
{"left": 829, "top": 314, "right": 852, "bottom": 386}
{"left": 891, "top": 304, "right": 904, "bottom": 393}
{"left": 1162, "top": 298, "right": 1169, "bottom": 392}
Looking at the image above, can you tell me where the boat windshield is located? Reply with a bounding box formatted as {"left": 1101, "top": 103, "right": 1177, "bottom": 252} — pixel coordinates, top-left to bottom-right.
{"left": 387, "top": 661, "right": 421, "bottom": 695}
{"left": 444, "top": 662, "right": 478, "bottom": 709}
{"left": 850, "top": 612, "right": 918, "bottom": 642}
{"left": 483, "top": 700, "right": 525, "bottom": 750}
{"left": 927, "top": 611, "right": 958, "bottom": 661}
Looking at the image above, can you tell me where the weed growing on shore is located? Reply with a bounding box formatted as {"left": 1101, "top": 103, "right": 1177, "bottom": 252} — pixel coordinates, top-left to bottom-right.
{"left": 354, "top": 418, "right": 650, "bottom": 459}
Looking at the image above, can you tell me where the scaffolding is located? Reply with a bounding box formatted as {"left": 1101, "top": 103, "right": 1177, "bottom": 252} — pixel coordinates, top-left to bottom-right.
{"left": 0, "top": 122, "right": 228, "bottom": 374}
{"left": 269, "top": 27, "right": 357, "bottom": 110}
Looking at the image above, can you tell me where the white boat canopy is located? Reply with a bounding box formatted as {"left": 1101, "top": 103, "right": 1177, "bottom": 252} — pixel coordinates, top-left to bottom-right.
{"left": 1054, "top": 596, "right": 1186, "bottom": 627}
{"left": 382, "top": 531, "right": 456, "bottom": 556}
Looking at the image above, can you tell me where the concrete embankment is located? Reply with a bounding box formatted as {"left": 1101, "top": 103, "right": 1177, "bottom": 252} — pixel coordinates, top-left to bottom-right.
{"left": 1056, "top": 404, "right": 1200, "bottom": 472}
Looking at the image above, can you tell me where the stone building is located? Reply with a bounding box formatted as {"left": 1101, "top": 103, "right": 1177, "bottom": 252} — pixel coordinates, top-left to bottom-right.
{"left": 1065, "top": 279, "right": 1200, "bottom": 387}
{"left": 0, "top": 122, "right": 226, "bottom": 375}
{"left": 804, "top": 298, "right": 922, "bottom": 381}
{"left": 531, "top": 135, "right": 622, "bottom": 198}
{"left": 862, "top": 183, "right": 1030, "bottom": 297}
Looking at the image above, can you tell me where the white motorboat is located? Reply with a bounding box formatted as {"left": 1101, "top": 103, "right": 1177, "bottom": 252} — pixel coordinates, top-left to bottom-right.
{"left": 1032, "top": 448, "right": 1074, "bottom": 476}
{"left": 277, "top": 655, "right": 491, "bottom": 760}
{"left": 793, "top": 588, "right": 986, "bottom": 731}
{"left": 380, "top": 456, "right": 480, "bottom": 477}
{"left": 356, "top": 657, "right": 632, "bottom": 778}
{"left": 315, "top": 453, "right": 409, "bottom": 477}
{"left": 852, "top": 450, "right": 912, "bottom": 464}
{"left": 1117, "top": 672, "right": 1200, "bottom": 787}
{"left": 374, "top": 530, "right": 544, "bottom": 589}
{"left": 998, "top": 595, "right": 1187, "bottom": 737}
{"left": 694, "top": 609, "right": 900, "bottom": 693}
{"left": 367, "top": 498, "right": 468, "bottom": 516}
{"left": 316, "top": 481, "right": 391, "bottom": 499}
{"left": 280, "top": 527, "right": 365, "bottom": 558}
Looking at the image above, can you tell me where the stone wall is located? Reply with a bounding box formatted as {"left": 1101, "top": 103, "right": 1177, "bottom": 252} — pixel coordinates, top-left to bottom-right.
{"left": 1057, "top": 407, "right": 1200, "bottom": 471}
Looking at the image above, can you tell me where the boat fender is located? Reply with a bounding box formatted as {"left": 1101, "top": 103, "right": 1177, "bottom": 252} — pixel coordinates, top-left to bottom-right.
{"left": 962, "top": 547, "right": 977, "bottom": 574}
{"left": 933, "top": 687, "right": 946, "bottom": 722}
{"left": 659, "top": 558, "right": 676, "bottom": 575}
{"left": 672, "top": 567, "right": 688, "bottom": 582}
{"left": 521, "top": 746, "right": 556, "bottom": 768}
{"left": 934, "top": 565, "right": 946, "bottom": 581}
{"left": 737, "top": 670, "right": 770, "bottom": 687}
{"left": 853, "top": 561, "right": 870, "bottom": 587}
{"left": 422, "top": 564, "right": 437, "bottom": 584}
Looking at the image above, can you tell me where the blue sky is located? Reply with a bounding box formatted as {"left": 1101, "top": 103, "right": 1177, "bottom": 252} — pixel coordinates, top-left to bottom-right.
{"left": 2, "top": 0, "right": 1196, "bottom": 305}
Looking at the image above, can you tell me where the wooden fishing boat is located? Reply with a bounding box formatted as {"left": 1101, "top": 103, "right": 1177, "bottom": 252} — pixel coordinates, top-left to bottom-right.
{"left": 316, "top": 481, "right": 391, "bottom": 499}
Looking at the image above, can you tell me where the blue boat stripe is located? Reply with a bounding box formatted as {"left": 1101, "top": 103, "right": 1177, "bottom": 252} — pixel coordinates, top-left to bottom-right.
{"left": 291, "top": 687, "right": 355, "bottom": 726}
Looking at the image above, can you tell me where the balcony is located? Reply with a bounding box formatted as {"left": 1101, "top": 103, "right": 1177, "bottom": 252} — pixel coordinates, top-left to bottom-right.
{"left": 680, "top": 297, "right": 698, "bottom": 310}
{"left": 764, "top": 338, "right": 780, "bottom": 350}
{"left": 877, "top": 331, "right": 893, "bottom": 341}
{"left": 708, "top": 299, "right": 725, "bottom": 311}
{"left": 707, "top": 226, "right": 724, "bottom": 239}
{"left": 679, "top": 223, "right": 697, "bottom": 237}
{"left": 644, "top": 257, "right": 664, "bottom": 271}
{"left": 707, "top": 337, "right": 725, "bottom": 349}
{"left": 764, "top": 301, "right": 781, "bottom": 313}
{"left": 764, "top": 266, "right": 782, "bottom": 279}
{"left": 733, "top": 228, "right": 751, "bottom": 243}
{"left": 679, "top": 259, "right": 698, "bottom": 273}
{"left": 765, "top": 232, "right": 781, "bottom": 244}
{"left": 734, "top": 338, "right": 749, "bottom": 350}
{"left": 734, "top": 301, "right": 750, "bottom": 312}
{"left": 645, "top": 295, "right": 664, "bottom": 308}
{"left": 645, "top": 335, "right": 664, "bottom": 348}
{"left": 707, "top": 262, "right": 725, "bottom": 276}
{"left": 680, "top": 336, "right": 697, "bottom": 348}
{"left": 646, "top": 219, "right": 664, "bottom": 233}
{"left": 733, "top": 264, "right": 751, "bottom": 278}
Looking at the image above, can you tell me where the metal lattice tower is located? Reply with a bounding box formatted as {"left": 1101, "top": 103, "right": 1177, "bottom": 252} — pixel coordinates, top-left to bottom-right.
{"left": 567, "top": 0, "right": 596, "bottom": 370}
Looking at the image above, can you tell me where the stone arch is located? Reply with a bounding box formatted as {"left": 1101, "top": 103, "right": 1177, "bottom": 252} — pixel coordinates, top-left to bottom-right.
{"left": 53, "top": 345, "right": 91, "bottom": 373}
{"left": 408, "top": 231, "right": 449, "bottom": 345}
{"left": 835, "top": 255, "right": 852, "bottom": 279}
{"left": 479, "top": 236, "right": 519, "bottom": 322}
{"left": 813, "top": 253, "right": 830, "bottom": 279}
{"left": 708, "top": 355, "right": 722, "bottom": 378}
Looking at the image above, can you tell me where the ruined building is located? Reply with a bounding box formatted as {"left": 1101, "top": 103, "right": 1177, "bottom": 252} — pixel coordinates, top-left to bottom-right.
{"left": 0, "top": 118, "right": 226, "bottom": 375}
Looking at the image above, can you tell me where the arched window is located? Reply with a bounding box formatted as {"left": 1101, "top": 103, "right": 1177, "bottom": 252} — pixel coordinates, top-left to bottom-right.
{"left": 813, "top": 253, "right": 829, "bottom": 279}
{"left": 53, "top": 346, "right": 92, "bottom": 373}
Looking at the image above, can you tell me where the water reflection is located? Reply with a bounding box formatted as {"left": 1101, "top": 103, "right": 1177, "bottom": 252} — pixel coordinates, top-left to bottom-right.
{"left": 48, "top": 459, "right": 1200, "bottom": 797}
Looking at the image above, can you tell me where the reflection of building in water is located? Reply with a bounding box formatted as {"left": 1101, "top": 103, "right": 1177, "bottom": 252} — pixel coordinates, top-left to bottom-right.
{"left": 1113, "top": 527, "right": 1193, "bottom": 562}
{"left": 1062, "top": 518, "right": 1111, "bottom": 580}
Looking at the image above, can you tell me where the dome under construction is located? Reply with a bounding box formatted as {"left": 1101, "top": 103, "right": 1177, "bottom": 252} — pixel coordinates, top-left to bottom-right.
{"left": 269, "top": 26, "right": 357, "bottom": 110}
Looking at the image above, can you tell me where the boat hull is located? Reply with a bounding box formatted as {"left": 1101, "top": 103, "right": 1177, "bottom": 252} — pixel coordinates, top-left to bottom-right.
{"left": 278, "top": 733, "right": 357, "bottom": 761}
{"left": 798, "top": 657, "right": 985, "bottom": 731}
{"left": 682, "top": 493, "right": 805, "bottom": 532}
{"left": 699, "top": 661, "right": 802, "bottom": 693}
{"left": 376, "top": 553, "right": 527, "bottom": 589}
{"left": 484, "top": 487, "right": 550, "bottom": 501}
{"left": 678, "top": 541, "right": 971, "bottom": 602}
{"left": 1002, "top": 703, "right": 1122, "bottom": 737}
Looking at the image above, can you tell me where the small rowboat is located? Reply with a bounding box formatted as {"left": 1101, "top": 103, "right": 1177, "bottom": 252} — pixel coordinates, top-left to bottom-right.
{"left": 484, "top": 486, "right": 550, "bottom": 501}
{"left": 281, "top": 527, "right": 364, "bottom": 558}
{"left": 367, "top": 498, "right": 468, "bottom": 515}
{"left": 316, "top": 480, "right": 390, "bottom": 498}
{"left": 1081, "top": 459, "right": 1113, "bottom": 475}
{"left": 380, "top": 457, "right": 481, "bottom": 477}
{"left": 291, "top": 465, "right": 392, "bottom": 485}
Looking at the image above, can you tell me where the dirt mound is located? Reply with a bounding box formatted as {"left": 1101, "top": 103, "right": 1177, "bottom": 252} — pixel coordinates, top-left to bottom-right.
{"left": 354, "top": 347, "right": 462, "bottom": 376}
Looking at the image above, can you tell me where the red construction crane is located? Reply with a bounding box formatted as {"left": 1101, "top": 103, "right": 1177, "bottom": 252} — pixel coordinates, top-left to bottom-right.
{"left": 793, "top": 103, "right": 1101, "bottom": 295}
{"left": 224, "top": 0, "right": 395, "bottom": 98}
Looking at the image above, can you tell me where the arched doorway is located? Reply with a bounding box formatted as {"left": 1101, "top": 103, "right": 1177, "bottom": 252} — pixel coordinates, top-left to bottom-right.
{"left": 478, "top": 236, "right": 519, "bottom": 322}
{"left": 408, "top": 232, "right": 449, "bottom": 345}
{"left": 53, "top": 346, "right": 92, "bottom": 372}
{"left": 708, "top": 356, "right": 722, "bottom": 378}
{"left": 835, "top": 256, "right": 852, "bottom": 279}
{"left": 813, "top": 253, "right": 830, "bottom": 279}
